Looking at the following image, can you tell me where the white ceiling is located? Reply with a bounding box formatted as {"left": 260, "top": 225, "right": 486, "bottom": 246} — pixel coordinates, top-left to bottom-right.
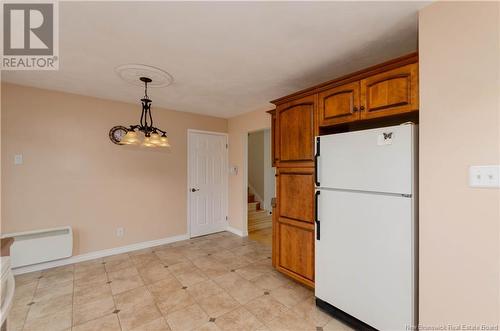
{"left": 2, "top": 1, "right": 428, "bottom": 118}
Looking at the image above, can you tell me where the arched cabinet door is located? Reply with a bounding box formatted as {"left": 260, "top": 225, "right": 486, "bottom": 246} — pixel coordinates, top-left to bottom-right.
{"left": 360, "top": 63, "right": 419, "bottom": 120}
{"left": 318, "top": 81, "right": 360, "bottom": 126}
{"left": 276, "top": 95, "right": 317, "bottom": 167}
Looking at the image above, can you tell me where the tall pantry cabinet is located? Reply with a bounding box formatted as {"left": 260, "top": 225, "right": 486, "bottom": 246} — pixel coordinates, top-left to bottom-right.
{"left": 269, "top": 53, "right": 419, "bottom": 288}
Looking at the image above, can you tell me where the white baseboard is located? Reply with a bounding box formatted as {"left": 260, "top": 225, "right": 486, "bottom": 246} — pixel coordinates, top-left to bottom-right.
{"left": 12, "top": 233, "right": 189, "bottom": 275}
{"left": 226, "top": 225, "right": 247, "bottom": 237}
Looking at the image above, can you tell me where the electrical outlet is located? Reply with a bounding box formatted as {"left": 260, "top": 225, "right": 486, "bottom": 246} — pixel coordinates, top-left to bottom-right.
{"left": 116, "top": 227, "right": 124, "bottom": 237}
{"left": 469, "top": 165, "right": 500, "bottom": 188}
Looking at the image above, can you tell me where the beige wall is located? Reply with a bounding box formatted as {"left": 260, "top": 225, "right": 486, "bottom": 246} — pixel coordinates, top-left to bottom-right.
{"left": 262, "top": 129, "right": 275, "bottom": 212}
{"left": 419, "top": 2, "right": 500, "bottom": 327}
{"left": 227, "top": 108, "right": 270, "bottom": 232}
{"left": 1, "top": 83, "right": 227, "bottom": 255}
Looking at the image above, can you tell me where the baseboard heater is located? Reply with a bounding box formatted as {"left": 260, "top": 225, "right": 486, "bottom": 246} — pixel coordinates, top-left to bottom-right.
{"left": 2, "top": 226, "right": 73, "bottom": 268}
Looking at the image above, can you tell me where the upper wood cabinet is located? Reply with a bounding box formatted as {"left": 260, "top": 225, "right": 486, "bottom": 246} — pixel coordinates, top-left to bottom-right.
{"left": 272, "top": 53, "right": 419, "bottom": 130}
{"left": 360, "top": 63, "right": 419, "bottom": 120}
{"left": 318, "top": 81, "right": 360, "bottom": 126}
{"left": 276, "top": 95, "right": 316, "bottom": 166}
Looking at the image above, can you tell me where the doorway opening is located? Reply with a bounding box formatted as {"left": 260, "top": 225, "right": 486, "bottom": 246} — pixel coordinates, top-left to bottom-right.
{"left": 247, "top": 129, "right": 275, "bottom": 246}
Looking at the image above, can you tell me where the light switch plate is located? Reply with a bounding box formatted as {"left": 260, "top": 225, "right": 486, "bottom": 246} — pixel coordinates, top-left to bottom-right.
{"left": 14, "top": 154, "right": 23, "bottom": 165}
{"left": 229, "top": 165, "right": 238, "bottom": 176}
{"left": 469, "top": 165, "right": 500, "bottom": 188}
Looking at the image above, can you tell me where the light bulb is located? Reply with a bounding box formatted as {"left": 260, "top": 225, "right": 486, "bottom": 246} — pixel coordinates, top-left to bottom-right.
{"left": 121, "top": 131, "right": 139, "bottom": 145}
{"left": 158, "top": 136, "right": 170, "bottom": 147}
{"left": 150, "top": 133, "right": 161, "bottom": 145}
{"left": 142, "top": 136, "right": 155, "bottom": 147}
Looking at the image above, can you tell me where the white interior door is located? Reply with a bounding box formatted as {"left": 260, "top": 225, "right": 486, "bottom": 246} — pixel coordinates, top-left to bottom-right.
{"left": 188, "top": 131, "right": 228, "bottom": 237}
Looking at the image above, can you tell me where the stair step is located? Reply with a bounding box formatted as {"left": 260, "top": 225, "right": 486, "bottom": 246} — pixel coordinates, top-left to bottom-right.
{"left": 248, "top": 211, "right": 270, "bottom": 221}
{"left": 249, "top": 217, "right": 272, "bottom": 225}
{"left": 248, "top": 194, "right": 255, "bottom": 203}
{"left": 248, "top": 201, "right": 260, "bottom": 211}
{"left": 248, "top": 217, "right": 272, "bottom": 232}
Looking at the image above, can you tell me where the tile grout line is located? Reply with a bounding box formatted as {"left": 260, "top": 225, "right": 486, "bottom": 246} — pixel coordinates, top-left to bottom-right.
{"left": 105, "top": 262, "right": 123, "bottom": 331}
{"left": 133, "top": 251, "right": 173, "bottom": 330}
{"left": 19, "top": 276, "right": 40, "bottom": 331}
{"left": 71, "top": 267, "right": 75, "bottom": 330}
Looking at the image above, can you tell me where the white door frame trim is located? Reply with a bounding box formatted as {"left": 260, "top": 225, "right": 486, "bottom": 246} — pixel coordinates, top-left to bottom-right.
{"left": 187, "top": 129, "right": 229, "bottom": 238}
{"left": 243, "top": 127, "right": 271, "bottom": 236}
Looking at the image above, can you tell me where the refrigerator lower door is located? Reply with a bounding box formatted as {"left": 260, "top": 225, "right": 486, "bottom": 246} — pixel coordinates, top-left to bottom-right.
{"left": 316, "top": 189, "right": 416, "bottom": 330}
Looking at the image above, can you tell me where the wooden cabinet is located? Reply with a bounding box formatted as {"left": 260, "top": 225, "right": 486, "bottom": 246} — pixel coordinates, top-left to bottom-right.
{"left": 275, "top": 167, "right": 315, "bottom": 287}
{"left": 318, "top": 63, "right": 418, "bottom": 127}
{"left": 360, "top": 63, "right": 419, "bottom": 120}
{"left": 269, "top": 53, "right": 418, "bottom": 289}
{"left": 277, "top": 168, "right": 314, "bottom": 224}
{"left": 271, "top": 197, "right": 277, "bottom": 268}
{"left": 318, "top": 81, "right": 360, "bottom": 126}
{"left": 275, "top": 218, "right": 315, "bottom": 287}
{"left": 276, "top": 95, "right": 317, "bottom": 167}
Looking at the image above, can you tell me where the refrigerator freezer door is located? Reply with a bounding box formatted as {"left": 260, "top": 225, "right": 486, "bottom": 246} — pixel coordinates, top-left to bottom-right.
{"left": 315, "top": 189, "right": 416, "bottom": 330}
{"left": 317, "top": 124, "right": 415, "bottom": 195}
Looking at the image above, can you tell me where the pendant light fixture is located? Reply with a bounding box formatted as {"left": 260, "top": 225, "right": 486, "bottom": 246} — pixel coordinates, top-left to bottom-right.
{"left": 112, "top": 76, "right": 170, "bottom": 148}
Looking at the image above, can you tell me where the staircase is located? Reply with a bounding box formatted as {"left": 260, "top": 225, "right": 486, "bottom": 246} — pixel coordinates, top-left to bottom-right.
{"left": 248, "top": 190, "right": 272, "bottom": 232}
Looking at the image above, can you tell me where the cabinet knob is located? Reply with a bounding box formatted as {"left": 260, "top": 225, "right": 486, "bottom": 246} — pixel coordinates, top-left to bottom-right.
{"left": 353, "top": 106, "right": 358, "bottom": 112}
{"left": 360, "top": 105, "right": 365, "bottom": 111}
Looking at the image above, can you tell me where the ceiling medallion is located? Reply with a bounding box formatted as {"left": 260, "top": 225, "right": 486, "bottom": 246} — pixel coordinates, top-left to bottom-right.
{"left": 110, "top": 76, "right": 170, "bottom": 148}
{"left": 115, "top": 64, "right": 174, "bottom": 88}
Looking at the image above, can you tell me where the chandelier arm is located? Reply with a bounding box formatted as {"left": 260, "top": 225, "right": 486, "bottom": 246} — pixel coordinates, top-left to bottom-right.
{"left": 153, "top": 127, "right": 167, "bottom": 135}
{"left": 140, "top": 102, "right": 146, "bottom": 128}
{"left": 145, "top": 107, "right": 151, "bottom": 129}
{"left": 148, "top": 105, "right": 153, "bottom": 128}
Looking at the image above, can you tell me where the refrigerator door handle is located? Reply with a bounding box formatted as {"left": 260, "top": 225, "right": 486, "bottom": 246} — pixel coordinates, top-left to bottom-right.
{"left": 315, "top": 190, "right": 320, "bottom": 240}
{"left": 315, "top": 137, "right": 320, "bottom": 187}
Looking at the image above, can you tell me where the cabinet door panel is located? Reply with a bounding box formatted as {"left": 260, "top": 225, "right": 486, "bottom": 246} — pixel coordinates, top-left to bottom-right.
{"left": 278, "top": 168, "right": 314, "bottom": 223}
{"left": 360, "top": 63, "right": 418, "bottom": 119}
{"left": 319, "top": 81, "right": 360, "bottom": 126}
{"left": 277, "top": 95, "right": 315, "bottom": 165}
{"left": 276, "top": 218, "right": 315, "bottom": 284}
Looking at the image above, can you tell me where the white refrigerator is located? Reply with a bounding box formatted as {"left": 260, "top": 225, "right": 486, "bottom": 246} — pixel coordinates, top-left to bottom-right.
{"left": 315, "top": 124, "right": 417, "bottom": 331}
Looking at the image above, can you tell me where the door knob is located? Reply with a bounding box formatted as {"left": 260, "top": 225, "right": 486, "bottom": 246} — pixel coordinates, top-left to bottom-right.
{"left": 191, "top": 188, "right": 199, "bottom": 192}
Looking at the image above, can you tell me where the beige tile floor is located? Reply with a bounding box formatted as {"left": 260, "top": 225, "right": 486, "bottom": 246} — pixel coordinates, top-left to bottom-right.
{"left": 8, "top": 231, "right": 353, "bottom": 331}
{"left": 248, "top": 228, "right": 272, "bottom": 247}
